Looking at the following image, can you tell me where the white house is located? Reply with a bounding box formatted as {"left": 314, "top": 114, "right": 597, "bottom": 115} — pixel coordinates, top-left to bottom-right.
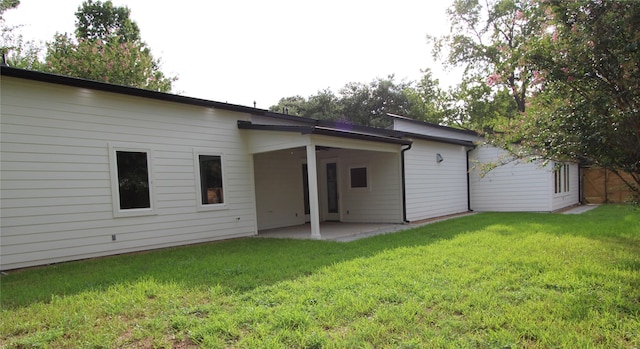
{"left": 389, "top": 113, "right": 580, "bottom": 213}
{"left": 0, "top": 67, "right": 578, "bottom": 270}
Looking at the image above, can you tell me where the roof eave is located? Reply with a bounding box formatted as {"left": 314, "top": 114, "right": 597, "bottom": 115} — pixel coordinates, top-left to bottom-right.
{"left": 237, "top": 121, "right": 411, "bottom": 146}
{"left": 387, "top": 112, "right": 479, "bottom": 137}
{"left": 0, "top": 66, "right": 289, "bottom": 118}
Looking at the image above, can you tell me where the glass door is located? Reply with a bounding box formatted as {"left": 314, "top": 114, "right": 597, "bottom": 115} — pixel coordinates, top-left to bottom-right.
{"left": 325, "top": 162, "right": 339, "bottom": 221}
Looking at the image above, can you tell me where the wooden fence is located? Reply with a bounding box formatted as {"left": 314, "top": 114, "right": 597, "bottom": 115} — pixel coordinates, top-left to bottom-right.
{"left": 582, "top": 167, "right": 637, "bottom": 204}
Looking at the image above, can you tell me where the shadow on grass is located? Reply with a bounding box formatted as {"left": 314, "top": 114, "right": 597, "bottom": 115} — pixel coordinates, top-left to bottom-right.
{"left": 1, "top": 205, "right": 638, "bottom": 309}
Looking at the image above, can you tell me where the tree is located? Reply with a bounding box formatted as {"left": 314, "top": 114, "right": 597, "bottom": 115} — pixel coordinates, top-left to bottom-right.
{"left": 306, "top": 88, "right": 341, "bottom": 120}
{"left": 440, "top": 76, "right": 518, "bottom": 131}
{"left": 269, "top": 95, "right": 309, "bottom": 116}
{"left": 403, "top": 68, "right": 447, "bottom": 124}
{"left": 44, "top": 33, "right": 174, "bottom": 92}
{"left": 0, "top": 0, "right": 41, "bottom": 68}
{"left": 338, "top": 75, "right": 413, "bottom": 127}
{"left": 270, "top": 76, "right": 415, "bottom": 128}
{"left": 429, "top": 0, "right": 545, "bottom": 127}
{"left": 74, "top": 0, "right": 139, "bottom": 43}
{"left": 269, "top": 89, "right": 341, "bottom": 120}
{"left": 502, "top": 0, "right": 640, "bottom": 199}
{"left": 0, "top": 0, "right": 18, "bottom": 16}
{"left": 42, "top": 0, "right": 175, "bottom": 92}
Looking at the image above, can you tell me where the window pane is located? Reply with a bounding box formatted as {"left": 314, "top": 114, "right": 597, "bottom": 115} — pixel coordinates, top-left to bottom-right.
{"left": 350, "top": 167, "right": 367, "bottom": 188}
{"left": 564, "top": 165, "right": 569, "bottom": 192}
{"left": 200, "top": 155, "right": 223, "bottom": 204}
{"left": 116, "top": 151, "right": 150, "bottom": 209}
{"left": 302, "top": 164, "right": 310, "bottom": 215}
{"left": 326, "top": 163, "right": 338, "bottom": 213}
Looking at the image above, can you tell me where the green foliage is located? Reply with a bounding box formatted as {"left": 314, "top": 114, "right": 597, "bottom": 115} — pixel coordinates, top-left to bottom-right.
{"left": 0, "top": 28, "right": 40, "bottom": 69}
{"left": 401, "top": 68, "right": 446, "bottom": 124}
{"left": 306, "top": 88, "right": 341, "bottom": 120}
{"left": 497, "top": 0, "right": 640, "bottom": 198}
{"left": 431, "top": 0, "right": 639, "bottom": 197}
{"left": 0, "top": 0, "right": 18, "bottom": 18}
{"left": 40, "top": 0, "right": 175, "bottom": 92}
{"left": 269, "top": 89, "right": 341, "bottom": 121}
{"left": 0, "top": 0, "right": 42, "bottom": 69}
{"left": 440, "top": 76, "right": 518, "bottom": 131}
{"left": 270, "top": 74, "right": 438, "bottom": 127}
{"left": 269, "top": 95, "right": 308, "bottom": 116}
{"left": 1, "top": 206, "right": 639, "bottom": 348}
{"left": 74, "top": 0, "right": 140, "bottom": 43}
{"left": 44, "top": 33, "right": 175, "bottom": 92}
{"left": 429, "top": 0, "right": 545, "bottom": 127}
{"left": 339, "top": 75, "right": 413, "bottom": 128}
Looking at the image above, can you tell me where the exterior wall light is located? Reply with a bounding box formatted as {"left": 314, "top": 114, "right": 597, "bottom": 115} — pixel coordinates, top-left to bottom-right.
{"left": 436, "top": 153, "right": 444, "bottom": 163}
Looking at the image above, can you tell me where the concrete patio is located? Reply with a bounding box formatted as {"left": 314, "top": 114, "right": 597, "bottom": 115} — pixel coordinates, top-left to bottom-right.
{"left": 256, "top": 205, "right": 599, "bottom": 242}
{"left": 560, "top": 204, "right": 599, "bottom": 214}
{"left": 256, "top": 212, "right": 477, "bottom": 242}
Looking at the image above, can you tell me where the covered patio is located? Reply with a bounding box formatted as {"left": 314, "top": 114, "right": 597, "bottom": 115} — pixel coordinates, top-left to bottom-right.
{"left": 239, "top": 120, "right": 411, "bottom": 240}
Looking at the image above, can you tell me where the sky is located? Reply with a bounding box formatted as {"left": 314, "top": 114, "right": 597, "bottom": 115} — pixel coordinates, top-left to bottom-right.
{"left": 4, "top": 0, "right": 461, "bottom": 109}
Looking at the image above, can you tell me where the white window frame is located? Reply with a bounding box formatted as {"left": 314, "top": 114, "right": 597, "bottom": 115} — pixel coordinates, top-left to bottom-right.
{"left": 108, "top": 143, "right": 157, "bottom": 217}
{"left": 349, "top": 164, "right": 370, "bottom": 190}
{"left": 194, "top": 150, "right": 227, "bottom": 211}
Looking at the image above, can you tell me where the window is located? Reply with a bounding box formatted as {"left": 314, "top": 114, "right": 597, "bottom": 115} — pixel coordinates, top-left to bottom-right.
{"left": 327, "top": 162, "right": 339, "bottom": 213}
{"left": 109, "top": 145, "right": 155, "bottom": 217}
{"left": 554, "top": 164, "right": 570, "bottom": 193}
{"left": 350, "top": 166, "right": 368, "bottom": 188}
{"left": 195, "top": 152, "right": 225, "bottom": 209}
{"left": 564, "top": 164, "right": 570, "bottom": 192}
{"left": 302, "top": 164, "right": 310, "bottom": 215}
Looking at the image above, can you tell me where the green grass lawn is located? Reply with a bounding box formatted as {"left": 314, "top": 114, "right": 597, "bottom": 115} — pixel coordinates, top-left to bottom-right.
{"left": 1, "top": 205, "right": 639, "bottom": 348}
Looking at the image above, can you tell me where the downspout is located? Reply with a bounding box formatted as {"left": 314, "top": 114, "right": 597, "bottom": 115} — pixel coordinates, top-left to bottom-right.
{"left": 401, "top": 143, "right": 412, "bottom": 223}
{"left": 466, "top": 147, "right": 474, "bottom": 212}
{"left": 579, "top": 165, "right": 583, "bottom": 204}
{"left": 604, "top": 169, "right": 609, "bottom": 203}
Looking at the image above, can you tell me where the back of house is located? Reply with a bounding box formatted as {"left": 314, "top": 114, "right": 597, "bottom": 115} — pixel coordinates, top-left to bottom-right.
{"left": 0, "top": 68, "right": 259, "bottom": 270}
{"left": 1, "top": 67, "right": 580, "bottom": 271}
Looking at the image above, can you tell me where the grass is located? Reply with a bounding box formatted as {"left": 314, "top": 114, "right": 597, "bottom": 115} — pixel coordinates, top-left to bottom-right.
{"left": 1, "top": 205, "right": 639, "bottom": 348}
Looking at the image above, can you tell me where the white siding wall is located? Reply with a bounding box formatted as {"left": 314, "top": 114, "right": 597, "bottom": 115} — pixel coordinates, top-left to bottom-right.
{"left": 330, "top": 149, "right": 403, "bottom": 223}
{"left": 0, "top": 77, "right": 257, "bottom": 270}
{"left": 253, "top": 149, "right": 306, "bottom": 230}
{"left": 551, "top": 162, "right": 580, "bottom": 211}
{"left": 469, "top": 145, "right": 551, "bottom": 212}
{"left": 404, "top": 140, "right": 470, "bottom": 221}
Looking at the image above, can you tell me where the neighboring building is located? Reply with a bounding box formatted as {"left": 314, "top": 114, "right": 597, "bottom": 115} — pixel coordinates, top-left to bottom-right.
{"left": 0, "top": 67, "right": 578, "bottom": 270}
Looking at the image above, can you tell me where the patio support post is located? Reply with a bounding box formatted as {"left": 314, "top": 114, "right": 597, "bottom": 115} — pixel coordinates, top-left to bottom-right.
{"left": 306, "top": 144, "right": 322, "bottom": 239}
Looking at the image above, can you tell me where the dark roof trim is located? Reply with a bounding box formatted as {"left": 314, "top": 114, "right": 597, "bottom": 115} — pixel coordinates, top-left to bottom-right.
{"left": 397, "top": 131, "right": 475, "bottom": 147}
{"left": 310, "top": 126, "right": 411, "bottom": 145}
{"left": 315, "top": 120, "right": 475, "bottom": 147}
{"left": 237, "top": 121, "right": 313, "bottom": 133}
{"left": 238, "top": 121, "right": 412, "bottom": 146}
{"left": 242, "top": 113, "right": 475, "bottom": 147}
{"left": 387, "top": 113, "right": 479, "bottom": 137}
{"left": 0, "top": 66, "right": 289, "bottom": 118}
{"left": 255, "top": 111, "right": 318, "bottom": 124}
